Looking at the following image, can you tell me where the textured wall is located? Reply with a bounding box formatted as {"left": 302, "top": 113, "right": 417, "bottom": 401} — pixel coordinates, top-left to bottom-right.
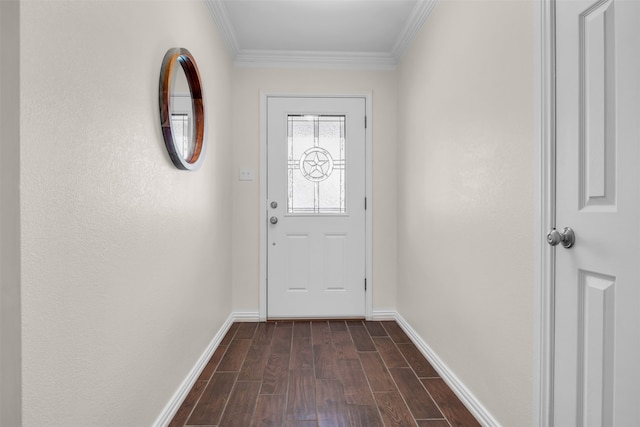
{"left": 230, "top": 67, "right": 398, "bottom": 316}
{"left": 20, "top": 1, "right": 232, "bottom": 425}
{"left": 396, "top": 1, "right": 536, "bottom": 425}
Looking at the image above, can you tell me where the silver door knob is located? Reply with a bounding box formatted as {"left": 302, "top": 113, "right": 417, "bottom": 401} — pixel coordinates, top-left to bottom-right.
{"left": 270, "top": 216, "right": 278, "bottom": 224}
{"left": 547, "top": 227, "right": 575, "bottom": 249}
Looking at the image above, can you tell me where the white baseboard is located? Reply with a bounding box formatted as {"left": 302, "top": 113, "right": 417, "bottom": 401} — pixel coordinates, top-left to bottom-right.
{"left": 393, "top": 313, "right": 500, "bottom": 427}
{"left": 152, "top": 314, "right": 235, "bottom": 427}
{"left": 370, "top": 310, "right": 398, "bottom": 321}
{"left": 231, "top": 311, "right": 261, "bottom": 322}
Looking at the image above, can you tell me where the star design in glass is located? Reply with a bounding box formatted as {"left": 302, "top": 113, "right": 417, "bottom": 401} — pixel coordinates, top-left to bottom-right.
{"left": 304, "top": 152, "right": 329, "bottom": 177}
{"left": 299, "top": 147, "right": 334, "bottom": 182}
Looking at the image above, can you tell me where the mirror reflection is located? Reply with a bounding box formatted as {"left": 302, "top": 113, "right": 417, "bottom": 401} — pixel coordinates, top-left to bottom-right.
{"left": 170, "top": 64, "right": 195, "bottom": 161}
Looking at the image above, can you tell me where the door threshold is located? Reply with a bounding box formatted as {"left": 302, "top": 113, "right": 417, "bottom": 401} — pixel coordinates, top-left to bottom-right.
{"left": 266, "top": 316, "right": 366, "bottom": 322}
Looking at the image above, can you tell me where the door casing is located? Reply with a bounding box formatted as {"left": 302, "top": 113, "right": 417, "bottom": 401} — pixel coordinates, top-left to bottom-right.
{"left": 537, "top": 0, "right": 563, "bottom": 425}
{"left": 538, "top": 0, "right": 555, "bottom": 425}
{"left": 259, "top": 92, "right": 373, "bottom": 321}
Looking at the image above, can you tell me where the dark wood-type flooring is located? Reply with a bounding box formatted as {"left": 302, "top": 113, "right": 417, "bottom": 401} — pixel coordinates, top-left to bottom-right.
{"left": 169, "top": 320, "right": 482, "bottom": 427}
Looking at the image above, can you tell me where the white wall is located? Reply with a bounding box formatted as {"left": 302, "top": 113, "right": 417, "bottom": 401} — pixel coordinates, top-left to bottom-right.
{"left": 230, "top": 67, "right": 397, "bottom": 315}
{"left": 20, "top": 1, "right": 232, "bottom": 425}
{"left": 396, "top": 1, "right": 536, "bottom": 426}
{"left": 0, "top": 1, "right": 22, "bottom": 424}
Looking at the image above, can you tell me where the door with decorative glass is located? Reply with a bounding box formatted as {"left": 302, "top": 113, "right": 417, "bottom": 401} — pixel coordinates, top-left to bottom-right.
{"left": 267, "top": 97, "right": 366, "bottom": 318}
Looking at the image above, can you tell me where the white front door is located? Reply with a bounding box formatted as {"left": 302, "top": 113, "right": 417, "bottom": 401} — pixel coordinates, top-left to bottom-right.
{"left": 554, "top": 0, "right": 640, "bottom": 425}
{"left": 266, "top": 97, "right": 366, "bottom": 318}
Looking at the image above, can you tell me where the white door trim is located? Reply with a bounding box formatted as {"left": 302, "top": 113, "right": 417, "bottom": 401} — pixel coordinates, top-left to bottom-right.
{"left": 536, "top": 0, "right": 555, "bottom": 426}
{"left": 259, "top": 92, "right": 373, "bottom": 321}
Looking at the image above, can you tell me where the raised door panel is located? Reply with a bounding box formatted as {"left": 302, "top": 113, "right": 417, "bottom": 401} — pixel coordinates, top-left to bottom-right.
{"left": 579, "top": 0, "right": 616, "bottom": 210}
{"left": 578, "top": 271, "right": 616, "bottom": 426}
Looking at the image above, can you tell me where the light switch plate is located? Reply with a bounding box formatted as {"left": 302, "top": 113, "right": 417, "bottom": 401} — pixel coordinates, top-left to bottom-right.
{"left": 239, "top": 168, "right": 255, "bottom": 181}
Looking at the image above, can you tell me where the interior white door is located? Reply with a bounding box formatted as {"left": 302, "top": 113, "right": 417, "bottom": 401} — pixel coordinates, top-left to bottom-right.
{"left": 267, "top": 97, "right": 366, "bottom": 318}
{"left": 554, "top": 0, "right": 640, "bottom": 425}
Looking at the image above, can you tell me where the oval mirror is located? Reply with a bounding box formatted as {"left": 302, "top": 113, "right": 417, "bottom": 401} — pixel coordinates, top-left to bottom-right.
{"left": 159, "top": 48, "right": 205, "bottom": 170}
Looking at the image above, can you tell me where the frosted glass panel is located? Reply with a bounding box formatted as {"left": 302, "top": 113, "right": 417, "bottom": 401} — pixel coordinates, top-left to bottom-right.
{"left": 288, "top": 115, "right": 346, "bottom": 214}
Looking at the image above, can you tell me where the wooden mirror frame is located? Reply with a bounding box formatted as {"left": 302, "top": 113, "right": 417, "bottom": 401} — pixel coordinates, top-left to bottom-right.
{"left": 159, "top": 48, "right": 205, "bottom": 171}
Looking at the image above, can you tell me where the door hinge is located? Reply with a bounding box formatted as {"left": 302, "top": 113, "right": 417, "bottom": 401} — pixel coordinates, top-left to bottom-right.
{"left": 365, "top": 278, "right": 367, "bottom": 291}
{"left": 364, "top": 197, "right": 367, "bottom": 210}
{"left": 364, "top": 116, "right": 367, "bottom": 129}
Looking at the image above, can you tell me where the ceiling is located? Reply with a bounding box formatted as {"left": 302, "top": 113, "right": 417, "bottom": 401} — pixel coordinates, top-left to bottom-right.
{"left": 204, "top": 0, "right": 438, "bottom": 69}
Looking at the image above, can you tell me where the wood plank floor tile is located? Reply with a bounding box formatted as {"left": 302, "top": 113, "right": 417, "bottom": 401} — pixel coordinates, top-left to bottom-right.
{"left": 236, "top": 322, "right": 259, "bottom": 339}
{"left": 220, "top": 323, "right": 240, "bottom": 346}
{"left": 373, "top": 337, "right": 409, "bottom": 368}
{"left": 293, "top": 321, "right": 311, "bottom": 338}
{"left": 422, "top": 378, "right": 481, "bottom": 427}
{"left": 252, "top": 394, "right": 286, "bottom": 427}
{"left": 374, "top": 391, "right": 418, "bottom": 427}
{"left": 416, "top": 420, "right": 451, "bottom": 427}
{"left": 261, "top": 324, "right": 292, "bottom": 395}
{"left": 389, "top": 368, "right": 442, "bottom": 419}
{"left": 286, "top": 369, "right": 316, "bottom": 421}
{"left": 358, "top": 352, "right": 396, "bottom": 392}
{"left": 397, "top": 343, "right": 439, "bottom": 378}
{"left": 328, "top": 320, "right": 347, "bottom": 331}
{"left": 218, "top": 380, "right": 261, "bottom": 427}
{"left": 331, "top": 330, "right": 358, "bottom": 360}
{"left": 197, "top": 345, "right": 227, "bottom": 382}
{"left": 239, "top": 345, "right": 270, "bottom": 381}
{"left": 315, "top": 379, "right": 350, "bottom": 427}
{"left": 364, "top": 321, "right": 388, "bottom": 337}
{"left": 253, "top": 322, "right": 276, "bottom": 346}
{"left": 291, "top": 337, "right": 313, "bottom": 370}
{"left": 380, "top": 321, "right": 411, "bottom": 343}
{"left": 187, "top": 372, "right": 237, "bottom": 425}
{"left": 276, "top": 321, "right": 294, "bottom": 328}
{"left": 336, "top": 359, "right": 374, "bottom": 405}
{"left": 272, "top": 326, "right": 294, "bottom": 354}
{"left": 168, "top": 380, "right": 207, "bottom": 427}
{"left": 217, "top": 339, "right": 252, "bottom": 372}
{"left": 312, "top": 322, "right": 337, "bottom": 380}
{"left": 347, "top": 323, "right": 376, "bottom": 351}
{"left": 311, "top": 321, "right": 331, "bottom": 345}
{"left": 286, "top": 421, "right": 317, "bottom": 427}
{"left": 261, "top": 353, "right": 290, "bottom": 395}
{"left": 348, "top": 404, "right": 384, "bottom": 427}
{"left": 313, "top": 343, "right": 338, "bottom": 380}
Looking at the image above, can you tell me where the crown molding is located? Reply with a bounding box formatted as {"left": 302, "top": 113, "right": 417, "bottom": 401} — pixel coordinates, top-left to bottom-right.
{"left": 234, "top": 49, "right": 397, "bottom": 70}
{"left": 204, "top": 0, "right": 239, "bottom": 57}
{"left": 392, "top": 0, "right": 439, "bottom": 61}
{"left": 205, "top": 0, "right": 437, "bottom": 69}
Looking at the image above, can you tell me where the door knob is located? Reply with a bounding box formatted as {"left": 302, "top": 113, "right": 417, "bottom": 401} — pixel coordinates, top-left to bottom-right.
{"left": 547, "top": 227, "right": 575, "bottom": 249}
{"left": 270, "top": 216, "right": 278, "bottom": 224}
